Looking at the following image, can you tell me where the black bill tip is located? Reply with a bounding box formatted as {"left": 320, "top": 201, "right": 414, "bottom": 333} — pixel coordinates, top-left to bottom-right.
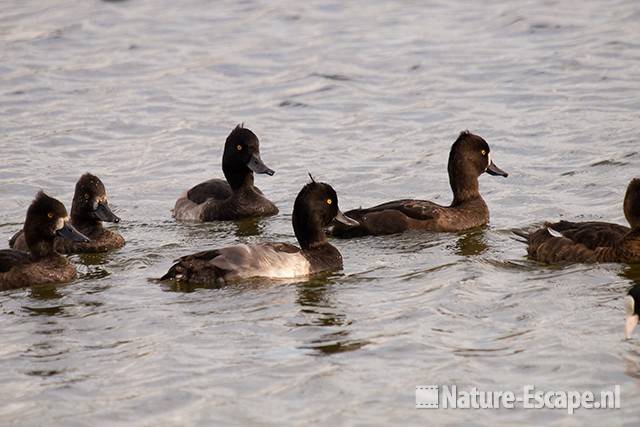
{"left": 247, "top": 154, "right": 275, "bottom": 176}
{"left": 94, "top": 202, "right": 121, "bottom": 223}
{"left": 334, "top": 210, "right": 359, "bottom": 227}
{"left": 486, "top": 161, "right": 508, "bottom": 177}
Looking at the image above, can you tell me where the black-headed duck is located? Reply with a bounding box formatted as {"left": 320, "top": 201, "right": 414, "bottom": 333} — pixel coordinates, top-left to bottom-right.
{"left": 172, "top": 125, "right": 278, "bottom": 221}
{"left": 10, "top": 173, "right": 124, "bottom": 253}
{"left": 1, "top": 192, "right": 89, "bottom": 291}
{"left": 161, "top": 177, "right": 358, "bottom": 285}
{"left": 331, "top": 131, "right": 508, "bottom": 237}
{"left": 515, "top": 178, "right": 640, "bottom": 264}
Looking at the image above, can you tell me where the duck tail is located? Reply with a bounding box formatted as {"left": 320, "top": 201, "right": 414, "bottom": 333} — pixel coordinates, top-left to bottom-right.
{"left": 512, "top": 229, "right": 530, "bottom": 243}
{"left": 159, "top": 262, "right": 182, "bottom": 281}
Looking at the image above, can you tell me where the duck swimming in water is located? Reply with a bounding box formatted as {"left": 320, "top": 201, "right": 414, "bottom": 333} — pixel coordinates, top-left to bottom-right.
{"left": 9, "top": 173, "right": 123, "bottom": 253}
{"left": 172, "top": 124, "right": 278, "bottom": 221}
{"left": 331, "top": 131, "right": 508, "bottom": 237}
{"left": 515, "top": 178, "right": 640, "bottom": 264}
{"left": 161, "top": 176, "right": 357, "bottom": 286}
{"left": 1, "top": 192, "right": 89, "bottom": 291}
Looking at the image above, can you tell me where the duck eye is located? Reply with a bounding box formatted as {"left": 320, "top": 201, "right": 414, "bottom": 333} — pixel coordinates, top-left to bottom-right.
{"left": 47, "top": 212, "right": 54, "bottom": 219}
{"left": 236, "top": 144, "right": 243, "bottom": 151}
{"left": 326, "top": 199, "right": 332, "bottom": 205}
{"left": 481, "top": 149, "right": 487, "bottom": 156}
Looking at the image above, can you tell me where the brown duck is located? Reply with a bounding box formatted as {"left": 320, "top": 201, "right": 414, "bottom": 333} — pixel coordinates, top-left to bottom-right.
{"left": 516, "top": 178, "right": 640, "bottom": 264}
{"left": 1, "top": 192, "right": 89, "bottom": 291}
{"left": 10, "top": 173, "right": 124, "bottom": 254}
{"left": 330, "top": 131, "right": 508, "bottom": 237}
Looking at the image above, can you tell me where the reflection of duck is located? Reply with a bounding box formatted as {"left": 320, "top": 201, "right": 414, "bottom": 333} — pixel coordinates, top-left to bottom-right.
{"left": 162, "top": 178, "right": 357, "bottom": 285}
{"left": 452, "top": 229, "right": 488, "bottom": 256}
{"left": 1, "top": 192, "right": 89, "bottom": 290}
{"left": 172, "top": 125, "right": 278, "bottom": 222}
{"left": 516, "top": 179, "right": 640, "bottom": 264}
{"left": 331, "top": 131, "right": 507, "bottom": 237}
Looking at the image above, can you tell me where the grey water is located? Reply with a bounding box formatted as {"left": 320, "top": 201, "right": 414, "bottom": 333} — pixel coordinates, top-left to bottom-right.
{"left": 1, "top": 0, "right": 640, "bottom": 425}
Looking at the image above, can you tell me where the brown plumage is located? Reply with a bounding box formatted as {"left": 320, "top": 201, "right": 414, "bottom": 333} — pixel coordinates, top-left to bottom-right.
{"left": 9, "top": 173, "right": 124, "bottom": 254}
{"left": 1, "top": 192, "right": 89, "bottom": 291}
{"left": 518, "top": 178, "right": 640, "bottom": 264}
{"left": 331, "top": 131, "right": 508, "bottom": 237}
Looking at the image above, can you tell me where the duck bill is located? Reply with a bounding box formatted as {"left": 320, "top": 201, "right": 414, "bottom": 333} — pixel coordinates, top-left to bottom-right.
{"left": 334, "top": 210, "right": 359, "bottom": 227}
{"left": 625, "top": 314, "right": 639, "bottom": 339}
{"left": 56, "top": 222, "right": 90, "bottom": 243}
{"left": 94, "top": 202, "right": 120, "bottom": 223}
{"left": 486, "top": 161, "right": 508, "bottom": 177}
{"left": 247, "top": 154, "right": 275, "bottom": 176}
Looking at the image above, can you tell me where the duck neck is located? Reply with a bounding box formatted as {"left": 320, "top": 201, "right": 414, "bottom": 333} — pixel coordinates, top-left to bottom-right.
{"left": 293, "top": 209, "right": 326, "bottom": 250}
{"left": 71, "top": 202, "right": 102, "bottom": 233}
{"left": 224, "top": 165, "right": 254, "bottom": 192}
{"left": 25, "top": 234, "right": 56, "bottom": 260}
{"left": 448, "top": 160, "right": 481, "bottom": 206}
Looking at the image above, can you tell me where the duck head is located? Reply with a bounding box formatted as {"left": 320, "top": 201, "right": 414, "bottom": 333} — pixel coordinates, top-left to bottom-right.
{"left": 222, "top": 124, "right": 275, "bottom": 190}
{"left": 447, "top": 131, "right": 508, "bottom": 204}
{"left": 624, "top": 178, "right": 640, "bottom": 229}
{"left": 71, "top": 173, "right": 120, "bottom": 226}
{"left": 24, "top": 191, "right": 90, "bottom": 257}
{"left": 292, "top": 175, "right": 358, "bottom": 249}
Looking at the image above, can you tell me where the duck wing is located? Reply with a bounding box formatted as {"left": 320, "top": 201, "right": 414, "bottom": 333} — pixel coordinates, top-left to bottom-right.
{"left": 331, "top": 199, "right": 445, "bottom": 237}
{"left": 161, "top": 243, "right": 308, "bottom": 284}
{"left": 187, "top": 179, "right": 264, "bottom": 204}
{"left": 187, "top": 179, "right": 233, "bottom": 204}
{"left": 8, "top": 229, "right": 27, "bottom": 250}
{"left": 546, "top": 220, "right": 630, "bottom": 250}
{"left": 347, "top": 199, "right": 443, "bottom": 221}
{"left": 0, "top": 249, "right": 30, "bottom": 273}
{"left": 521, "top": 227, "right": 620, "bottom": 263}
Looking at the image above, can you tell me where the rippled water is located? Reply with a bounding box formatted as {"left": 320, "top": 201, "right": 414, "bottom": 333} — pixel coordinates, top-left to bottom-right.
{"left": 2, "top": 0, "right": 640, "bottom": 425}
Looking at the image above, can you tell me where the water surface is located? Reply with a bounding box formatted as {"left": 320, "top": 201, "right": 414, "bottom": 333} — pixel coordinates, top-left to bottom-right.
{"left": 1, "top": 0, "right": 640, "bottom": 425}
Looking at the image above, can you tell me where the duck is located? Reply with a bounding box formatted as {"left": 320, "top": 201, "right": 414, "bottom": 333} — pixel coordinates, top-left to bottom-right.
{"left": 625, "top": 285, "right": 640, "bottom": 339}
{"left": 172, "top": 124, "right": 278, "bottom": 221}
{"left": 515, "top": 178, "right": 640, "bottom": 264}
{"left": 161, "top": 176, "right": 358, "bottom": 286}
{"left": 1, "top": 192, "right": 90, "bottom": 291}
{"left": 330, "top": 131, "right": 508, "bottom": 237}
{"left": 9, "top": 173, "right": 124, "bottom": 253}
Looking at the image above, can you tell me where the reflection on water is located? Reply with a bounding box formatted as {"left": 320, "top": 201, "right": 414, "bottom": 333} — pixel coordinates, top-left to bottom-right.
{"left": 452, "top": 228, "right": 488, "bottom": 257}
{"left": 294, "top": 276, "right": 369, "bottom": 355}
{"left": 234, "top": 217, "right": 266, "bottom": 237}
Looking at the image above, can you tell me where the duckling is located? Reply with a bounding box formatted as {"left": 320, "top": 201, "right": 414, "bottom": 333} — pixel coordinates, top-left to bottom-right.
{"left": 516, "top": 178, "right": 640, "bottom": 264}
{"left": 9, "top": 173, "right": 124, "bottom": 253}
{"left": 331, "top": 131, "right": 508, "bottom": 237}
{"left": 161, "top": 176, "right": 358, "bottom": 285}
{"left": 1, "top": 192, "right": 89, "bottom": 291}
{"left": 173, "top": 124, "right": 278, "bottom": 221}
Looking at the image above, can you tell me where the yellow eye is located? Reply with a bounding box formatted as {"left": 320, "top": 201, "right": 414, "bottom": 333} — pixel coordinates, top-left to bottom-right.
{"left": 47, "top": 212, "right": 53, "bottom": 219}
{"left": 236, "top": 144, "right": 242, "bottom": 151}
{"left": 481, "top": 149, "right": 487, "bottom": 156}
{"left": 326, "top": 199, "right": 332, "bottom": 205}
